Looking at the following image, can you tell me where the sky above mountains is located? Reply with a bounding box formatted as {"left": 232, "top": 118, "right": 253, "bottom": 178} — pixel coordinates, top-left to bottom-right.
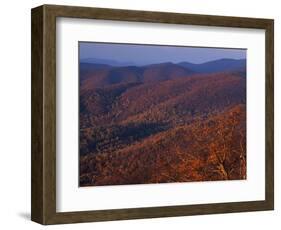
{"left": 79, "top": 42, "right": 246, "bottom": 66}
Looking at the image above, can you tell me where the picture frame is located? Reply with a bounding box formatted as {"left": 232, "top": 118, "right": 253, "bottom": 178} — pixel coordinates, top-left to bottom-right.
{"left": 31, "top": 4, "right": 274, "bottom": 225}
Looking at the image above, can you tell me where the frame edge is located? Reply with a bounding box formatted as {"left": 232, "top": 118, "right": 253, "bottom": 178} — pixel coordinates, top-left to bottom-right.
{"left": 31, "top": 5, "right": 44, "bottom": 224}
{"left": 265, "top": 19, "right": 274, "bottom": 210}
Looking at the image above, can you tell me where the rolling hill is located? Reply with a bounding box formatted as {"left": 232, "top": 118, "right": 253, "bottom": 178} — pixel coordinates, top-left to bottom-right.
{"left": 80, "top": 104, "right": 246, "bottom": 186}
{"left": 80, "top": 62, "right": 195, "bottom": 89}
{"left": 79, "top": 60, "right": 246, "bottom": 186}
{"left": 178, "top": 58, "right": 246, "bottom": 74}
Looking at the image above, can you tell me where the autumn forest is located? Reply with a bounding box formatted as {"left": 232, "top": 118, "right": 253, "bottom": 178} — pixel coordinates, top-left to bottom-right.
{"left": 79, "top": 43, "right": 246, "bottom": 186}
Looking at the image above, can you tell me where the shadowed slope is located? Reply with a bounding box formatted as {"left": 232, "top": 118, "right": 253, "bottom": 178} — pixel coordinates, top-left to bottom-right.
{"left": 80, "top": 105, "right": 246, "bottom": 186}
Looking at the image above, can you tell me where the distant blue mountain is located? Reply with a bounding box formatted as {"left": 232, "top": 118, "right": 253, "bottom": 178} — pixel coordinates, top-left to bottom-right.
{"left": 80, "top": 58, "right": 135, "bottom": 67}
{"left": 178, "top": 58, "right": 246, "bottom": 73}
{"left": 81, "top": 58, "right": 246, "bottom": 73}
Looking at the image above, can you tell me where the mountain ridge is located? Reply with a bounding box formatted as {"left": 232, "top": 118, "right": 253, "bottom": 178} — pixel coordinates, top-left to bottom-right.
{"left": 79, "top": 58, "right": 247, "bottom": 186}
{"left": 80, "top": 59, "right": 245, "bottom": 89}
{"left": 178, "top": 58, "right": 246, "bottom": 73}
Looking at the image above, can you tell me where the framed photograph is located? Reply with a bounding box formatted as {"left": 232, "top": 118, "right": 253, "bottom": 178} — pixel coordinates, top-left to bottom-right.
{"left": 31, "top": 4, "right": 274, "bottom": 225}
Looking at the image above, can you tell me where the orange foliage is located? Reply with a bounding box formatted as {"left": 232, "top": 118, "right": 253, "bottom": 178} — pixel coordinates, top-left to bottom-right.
{"left": 79, "top": 65, "right": 246, "bottom": 186}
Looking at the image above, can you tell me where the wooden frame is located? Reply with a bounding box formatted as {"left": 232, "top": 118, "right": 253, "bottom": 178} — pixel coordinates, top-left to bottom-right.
{"left": 31, "top": 4, "right": 274, "bottom": 225}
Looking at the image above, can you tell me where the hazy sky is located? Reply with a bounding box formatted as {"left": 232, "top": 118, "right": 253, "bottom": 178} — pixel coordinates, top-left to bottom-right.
{"left": 79, "top": 42, "right": 246, "bottom": 66}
